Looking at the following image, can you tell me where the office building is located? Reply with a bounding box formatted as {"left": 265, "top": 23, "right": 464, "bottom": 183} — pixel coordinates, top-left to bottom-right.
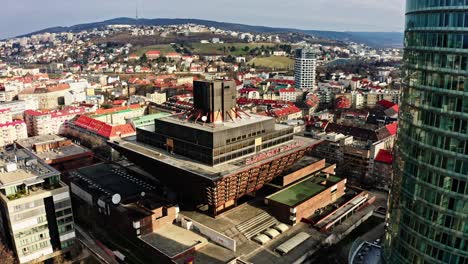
{"left": 384, "top": 2, "right": 468, "bottom": 263}
{"left": 110, "top": 80, "right": 321, "bottom": 216}
{"left": 0, "top": 149, "right": 75, "bottom": 263}
{"left": 294, "top": 49, "right": 317, "bottom": 90}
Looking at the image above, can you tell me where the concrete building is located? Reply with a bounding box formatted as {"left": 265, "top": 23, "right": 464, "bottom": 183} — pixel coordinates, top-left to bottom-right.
{"left": 146, "top": 92, "right": 167, "bottom": 104}
{"left": 0, "top": 109, "right": 28, "bottom": 147}
{"left": 0, "top": 149, "right": 75, "bottom": 263}
{"left": 0, "top": 100, "right": 39, "bottom": 119}
{"left": 24, "top": 107, "right": 87, "bottom": 136}
{"left": 18, "top": 84, "right": 72, "bottom": 110}
{"left": 110, "top": 80, "right": 322, "bottom": 216}
{"left": 0, "top": 121, "right": 28, "bottom": 148}
{"left": 294, "top": 49, "right": 317, "bottom": 90}
{"left": 266, "top": 171, "right": 346, "bottom": 226}
{"left": 90, "top": 105, "right": 145, "bottom": 126}
{"left": 16, "top": 135, "right": 95, "bottom": 173}
{"left": 311, "top": 123, "right": 397, "bottom": 186}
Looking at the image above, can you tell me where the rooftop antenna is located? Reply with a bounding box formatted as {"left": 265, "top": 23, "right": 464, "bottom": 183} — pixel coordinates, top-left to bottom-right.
{"left": 135, "top": 0, "right": 139, "bottom": 21}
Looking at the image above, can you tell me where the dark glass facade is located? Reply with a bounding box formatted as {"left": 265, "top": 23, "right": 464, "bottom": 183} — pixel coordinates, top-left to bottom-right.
{"left": 385, "top": 1, "right": 468, "bottom": 263}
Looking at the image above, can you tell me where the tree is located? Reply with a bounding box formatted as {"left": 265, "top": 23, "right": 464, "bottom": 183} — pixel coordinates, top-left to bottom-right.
{"left": 53, "top": 254, "right": 66, "bottom": 264}
{"left": 140, "top": 54, "right": 148, "bottom": 64}
{"left": 0, "top": 242, "right": 16, "bottom": 264}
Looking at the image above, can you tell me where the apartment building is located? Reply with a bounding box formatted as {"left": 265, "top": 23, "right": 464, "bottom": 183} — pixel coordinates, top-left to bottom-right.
{"left": 294, "top": 49, "right": 317, "bottom": 90}
{"left": 24, "top": 107, "right": 87, "bottom": 136}
{"left": 0, "top": 149, "right": 75, "bottom": 263}
{"left": 0, "top": 109, "right": 28, "bottom": 147}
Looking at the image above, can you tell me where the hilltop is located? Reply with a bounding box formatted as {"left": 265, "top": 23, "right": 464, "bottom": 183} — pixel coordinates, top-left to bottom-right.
{"left": 17, "top": 17, "right": 403, "bottom": 48}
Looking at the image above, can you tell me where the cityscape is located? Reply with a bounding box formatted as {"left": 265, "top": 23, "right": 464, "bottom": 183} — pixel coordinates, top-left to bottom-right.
{"left": 0, "top": 1, "right": 466, "bottom": 264}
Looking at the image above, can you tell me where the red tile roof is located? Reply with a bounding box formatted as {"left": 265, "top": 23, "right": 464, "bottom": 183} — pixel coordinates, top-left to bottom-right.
{"left": 94, "top": 105, "right": 141, "bottom": 115}
{"left": 375, "top": 149, "right": 393, "bottom": 164}
{"left": 74, "top": 115, "right": 136, "bottom": 139}
{"left": 24, "top": 107, "right": 86, "bottom": 117}
{"left": 146, "top": 50, "right": 161, "bottom": 55}
{"left": 0, "top": 120, "right": 25, "bottom": 128}
{"left": 278, "top": 88, "right": 297, "bottom": 93}
{"left": 270, "top": 105, "right": 302, "bottom": 117}
{"left": 377, "top": 99, "right": 396, "bottom": 109}
{"left": 385, "top": 122, "right": 398, "bottom": 135}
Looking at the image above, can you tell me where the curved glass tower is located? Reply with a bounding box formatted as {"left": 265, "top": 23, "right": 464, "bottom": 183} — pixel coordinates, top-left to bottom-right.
{"left": 385, "top": 1, "right": 468, "bottom": 263}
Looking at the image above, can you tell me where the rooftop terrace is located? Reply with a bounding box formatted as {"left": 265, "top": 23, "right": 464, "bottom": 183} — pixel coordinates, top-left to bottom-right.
{"left": 0, "top": 149, "right": 57, "bottom": 188}
{"left": 112, "top": 135, "right": 320, "bottom": 180}
{"left": 267, "top": 174, "right": 343, "bottom": 207}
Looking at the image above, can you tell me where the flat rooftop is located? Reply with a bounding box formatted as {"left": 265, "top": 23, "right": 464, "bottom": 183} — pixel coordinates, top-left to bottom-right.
{"left": 0, "top": 149, "right": 56, "bottom": 188}
{"left": 140, "top": 224, "right": 208, "bottom": 258}
{"left": 267, "top": 174, "right": 343, "bottom": 207}
{"left": 112, "top": 135, "right": 320, "bottom": 181}
{"left": 70, "top": 163, "right": 157, "bottom": 200}
{"left": 281, "top": 156, "right": 322, "bottom": 175}
{"left": 17, "top": 135, "right": 92, "bottom": 162}
{"left": 156, "top": 112, "right": 278, "bottom": 133}
{"left": 181, "top": 199, "right": 327, "bottom": 264}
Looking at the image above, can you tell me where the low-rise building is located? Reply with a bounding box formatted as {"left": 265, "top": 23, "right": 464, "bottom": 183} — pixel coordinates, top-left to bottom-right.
{"left": 16, "top": 135, "right": 95, "bottom": 172}
{"left": 266, "top": 160, "right": 345, "bottom": 226}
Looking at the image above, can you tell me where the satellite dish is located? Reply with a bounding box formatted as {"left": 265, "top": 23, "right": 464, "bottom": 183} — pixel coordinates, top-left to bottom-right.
{"left": 201, "top": 116, "right": 207, "bottom": 122}
{"left": 111, "top": 194, "right": 121, "bottom": 205}
{"left": 141, "top": 192, "right": 146, "bottom": 197}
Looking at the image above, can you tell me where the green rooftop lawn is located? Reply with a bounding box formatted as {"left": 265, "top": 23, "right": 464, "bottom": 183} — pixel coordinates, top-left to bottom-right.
{"left": 268, "top": 175, "right": 342, "bottom": 207}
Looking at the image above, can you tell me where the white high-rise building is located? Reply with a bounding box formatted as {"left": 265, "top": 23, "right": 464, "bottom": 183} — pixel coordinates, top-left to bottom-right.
{"left": 294, "top": 49, "right": 317, "bottom": 90}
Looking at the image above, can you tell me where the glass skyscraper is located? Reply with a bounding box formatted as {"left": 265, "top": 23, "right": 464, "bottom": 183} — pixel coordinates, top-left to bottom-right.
{"left": 384, "top": 1, "right": 468, "bottom": 263}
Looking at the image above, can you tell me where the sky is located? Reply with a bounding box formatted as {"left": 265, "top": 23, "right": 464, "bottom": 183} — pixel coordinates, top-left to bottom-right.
{"left": 1, "top": 0, "right": 405, "bottom": 39}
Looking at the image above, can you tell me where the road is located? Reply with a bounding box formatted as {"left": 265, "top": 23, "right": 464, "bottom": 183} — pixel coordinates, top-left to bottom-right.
{"left": 75, "top": 225, "right": 120, "bottom": 264}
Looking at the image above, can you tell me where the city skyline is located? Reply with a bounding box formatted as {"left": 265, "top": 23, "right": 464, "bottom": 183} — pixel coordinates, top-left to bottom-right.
{"left": 1, "top": 0, "right": 405, "bottom": 39}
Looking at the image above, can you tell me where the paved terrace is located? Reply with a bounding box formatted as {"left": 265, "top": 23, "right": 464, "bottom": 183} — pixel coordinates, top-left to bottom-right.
{"left": 112, "top": 135, "right": 320, "bottom": 181}
{"left": 181, "top": 199, "right": 327, "bottom": 264}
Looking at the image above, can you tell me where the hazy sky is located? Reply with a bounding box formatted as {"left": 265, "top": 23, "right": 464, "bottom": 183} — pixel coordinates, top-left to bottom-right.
{"left": 1, "top": 0, "right": 405, "bottom": 39}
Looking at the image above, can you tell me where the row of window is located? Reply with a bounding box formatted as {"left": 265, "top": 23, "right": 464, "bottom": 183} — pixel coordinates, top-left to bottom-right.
{"left": 407, "top": 0, "right": 468, "bottom": 12}
{"left": 404, "top": 161, "right": 467, "bottom": 195}
{"left": 406, "top": 12, "right": 468, "bottom": 29}
{"left": 58, "top": 223, "right": 73, "bottom": 234}
{"left": 14, "top": 224, "right": 48, "bottom": 239}
{"left": 406, "top": 50, "right": 468, "bottom": 73}
{"left": 55, "top": 208, "right": 72, "bottom": 218}
{"left": 392, "top": 241, "right": 467, "bottom": 264}
{"left": 226, "top": 129, "right": 265, "bottom": 144}
{"left": 399, "top": 132, "right": 468, "bottom": 175}
{"left": 20, "top": 240, "right": 50, "bottom": 256}
{"left": 17, "top": 231, "right": 49, "bottom": 247}
{"left": 13, "top": 199, "right": 44, "bottom": 213}
{"left": 57, "top": 216, "right": 73, "bottom": 226}
{"left": 406, "top": 32, "right": 468, "bottom": 49}
{"left": 401, "top": 111, "right": 468, "bottom": 138}
{"left": 401, "top": 207, "right": 467, "bottom": 250}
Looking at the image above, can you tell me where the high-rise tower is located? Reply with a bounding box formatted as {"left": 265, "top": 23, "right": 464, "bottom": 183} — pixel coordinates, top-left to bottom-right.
{"left": 384, "top": 1, "right": 468, "bottom": 263}
{"left": 294, "top": 49, "right": 317, "bottom": 90}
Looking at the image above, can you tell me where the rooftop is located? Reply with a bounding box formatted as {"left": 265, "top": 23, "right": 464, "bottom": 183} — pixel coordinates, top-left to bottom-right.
{"left": 112, "top": 135, "right": 319, "bottom": 181}
{"left": 267, "top": 174, "right": 343, "bottom": 207}
{"left": 16, "top": 135, "right": 92, "bottom": 162}
{"left": 157, "top": 112, "right": 276, "bottom": 133}
{"left": 70, "top": 163, "right": 157, "bottom": 201}
{"left": 0, "top": 149, "right": 57, "bottom": 188}
{"left": 140, "top": 224, "right": 208, "bottom": 258}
